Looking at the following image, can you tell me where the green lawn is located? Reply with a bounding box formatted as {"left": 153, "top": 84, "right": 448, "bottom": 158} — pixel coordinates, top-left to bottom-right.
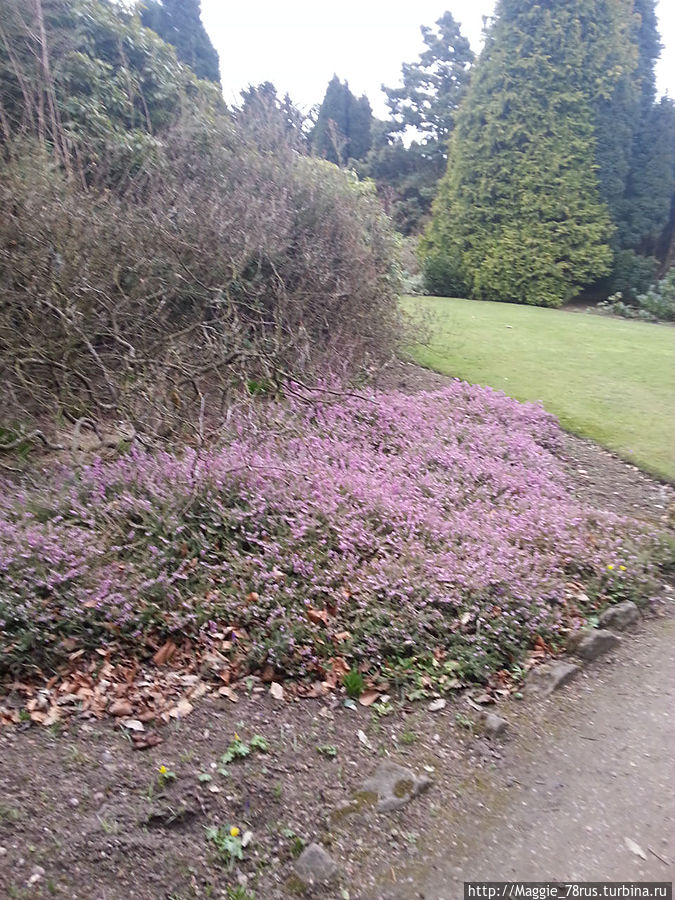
{"left": 403, "top": 296, "right": 675, "bottom": 481}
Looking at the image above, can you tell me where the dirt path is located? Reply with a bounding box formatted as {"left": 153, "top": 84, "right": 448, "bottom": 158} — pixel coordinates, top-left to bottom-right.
{"left": 370, "top": 604, "right": 675, "bottom": 898}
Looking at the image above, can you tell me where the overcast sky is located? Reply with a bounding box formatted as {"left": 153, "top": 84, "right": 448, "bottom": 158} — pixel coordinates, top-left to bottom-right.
{"left": 201, "top": 0, "right": 675, "bottom": 116}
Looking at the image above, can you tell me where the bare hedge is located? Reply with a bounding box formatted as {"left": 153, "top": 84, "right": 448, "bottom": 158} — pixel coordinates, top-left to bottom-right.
{"left": 0, "top": 2, "right": 405, "bottom": 448}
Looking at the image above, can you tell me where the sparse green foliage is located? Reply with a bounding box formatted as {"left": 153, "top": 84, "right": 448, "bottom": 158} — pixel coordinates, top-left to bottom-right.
{"left": 221, "top": 736, "right": 251, "bottom": 765}
{"left": 399, "top": 730, "right": 417, "bottom": 746}
{"left": 226, "top": 887, "right": 255, "bottom": 900}
{"left": 249, "top": 735, "right": 269, "bottom": 754}
{"left": 317, "top": 744, "right": 338, "bottom": 759}
{"left": 220, "top": 734, "right": 267, "bottom": 766}
{"left": 280, "top": 828, "right": 306, "bottom": 858}
{"left": 205, "top": 826, "right": 244, "bottom": 870}
{"left": 343, "top": 669, "right": 365, "bottom": 699}
{"left": 455, "top": 712, "right": 474, "bottom": 731}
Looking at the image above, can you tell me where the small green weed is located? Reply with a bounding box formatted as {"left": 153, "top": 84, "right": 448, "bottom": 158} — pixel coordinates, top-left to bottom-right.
{"left": 205, "top": 825, "right": 244, "bottom": 870}
{"left": 399, "top": 730, "right": 417, "bottom": 745}
{"left": 343, "top": 669, "right": 365, "bottom": 699}
{"left": 317, "top": 744, "right": 338, "bottom": 759}
{"left": 249, "top": 734, "right": 269, "bottom": 753}
{"left": 374, "top": 700, "right": 394, "bottom": 716}
{"left": 221, "top": 732, "right": 269, "bottom": 766}
{"left": 281, "top": 827, "right": 305, "bottom": 858}
{"left": 227, "top": 886, "right": 255, "bottom": 900}
{"left": 0, "top": 803, "right": 21, "bottom": 823}
{"left": 157, "top": 764, "right": 177, "bottom": 789}
{"left": 455, "top": 712, "right": 474, "bottom": 732}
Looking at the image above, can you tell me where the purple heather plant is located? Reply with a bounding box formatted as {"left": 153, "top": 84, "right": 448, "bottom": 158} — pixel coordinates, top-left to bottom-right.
{"left": 0, "top": 383, "right": 662, "bottom": 682}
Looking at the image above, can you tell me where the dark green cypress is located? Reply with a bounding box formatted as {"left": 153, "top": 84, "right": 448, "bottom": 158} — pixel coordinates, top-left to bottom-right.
{"left": 140, "top": 0, "right": 220, "bottom": 84}
{"left": 311, "top": 76, "right": 372, "bottom": 165}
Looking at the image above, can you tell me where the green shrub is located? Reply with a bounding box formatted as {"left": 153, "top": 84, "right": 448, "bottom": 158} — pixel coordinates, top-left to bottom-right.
{"left": 605, "top": 250, "right": 659, "bottom": 302}
{"left": 637, "top": 270, "right": 675, "bottom": 321}
{"left": 422, "top": 251, "right": 467, "bottom": 298}
{"left": 596, "top": 269, "right": 674, "bottom": 322}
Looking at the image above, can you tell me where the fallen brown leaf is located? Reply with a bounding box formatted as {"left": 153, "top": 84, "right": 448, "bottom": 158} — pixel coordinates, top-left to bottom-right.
{"left": 109, "top": 698, "right": 133, "bottom": 717}
{"left": 218, "top": 686, "right": 238, "bottom": 702}
{"left": 358, "top": 690, "right": 381, "bottom": 707}
{"left": 307, "top": 607, "right": 329, "bottom": 626}
{"left": 152, "top": 640, "right": 177, "bottom": 667}
{"left": 168, "top": 698, "right": 193, "bottom": 719}
{"left": 131, "top": 731, "right": 163, "bottom": 750}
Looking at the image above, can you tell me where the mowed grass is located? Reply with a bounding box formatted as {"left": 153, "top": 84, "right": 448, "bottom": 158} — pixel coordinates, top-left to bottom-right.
{"left": 403, "top": 296, "right": 675, "bottom": 481}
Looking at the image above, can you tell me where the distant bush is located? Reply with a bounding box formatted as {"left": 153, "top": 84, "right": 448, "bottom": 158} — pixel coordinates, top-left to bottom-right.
{"left": 596, "top": 270, "right": 675, "bottom": 322}
{"left": 637, "top": 271, "right": 675, "bottom": 320}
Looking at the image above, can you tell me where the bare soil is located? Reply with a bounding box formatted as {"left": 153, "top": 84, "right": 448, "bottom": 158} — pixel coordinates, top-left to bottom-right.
{"left": 1, "top": 364, "right": 673, "bottom": 900}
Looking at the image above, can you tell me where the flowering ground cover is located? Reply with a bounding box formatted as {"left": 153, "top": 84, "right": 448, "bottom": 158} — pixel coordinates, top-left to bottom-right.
{"left": 0, "top": 382, "right": 663, "bottom": 719}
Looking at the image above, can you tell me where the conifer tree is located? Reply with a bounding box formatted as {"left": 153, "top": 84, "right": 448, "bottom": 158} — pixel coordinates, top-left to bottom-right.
{"left": 140, "top": 0, "right": 220, "bottom": 83}
{"left": 358, "top": 11, "right": 474, "bottom": 235}
{"left": 384, "top": 11, "right": 473, "bottom": 172}
{"left": 422, "top": 0, "right": 635, "bottom": 306}
{"left": 311, "top": 76, "right": 372, "bottom": 165}
{"left": 616, "top": 1, "right": 674, "bottom": 254}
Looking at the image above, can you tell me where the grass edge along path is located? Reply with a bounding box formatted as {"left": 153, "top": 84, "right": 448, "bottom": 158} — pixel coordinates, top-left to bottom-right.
{"left": 403, "top": 295, "right": 675, "bottom": 482}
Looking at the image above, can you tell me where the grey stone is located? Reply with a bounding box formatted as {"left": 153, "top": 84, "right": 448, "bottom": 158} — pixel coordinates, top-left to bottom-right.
{"left": 358, "top": 761, "right": 432, "bottom": 813}
{"left": 145, "top": 800, "right": 197, "bottom": 828}
{"left": 571, "top": 629, "right": 621, "bottom": 661}
{"left": 598, "top": 601, "right": 640, "bottom": 631}
{"left": 525, "top": 661, "right": 581, "bottom": 697}
{"left": 294, "top": 842, "right": 338, "bottom": 885}
{"left": 480, "top": 712, "right": 509, "bottom": 738}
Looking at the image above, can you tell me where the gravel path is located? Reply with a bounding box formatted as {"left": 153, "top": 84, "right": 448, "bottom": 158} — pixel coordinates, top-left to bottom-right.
{"left": 372, "top": 603, "right": 675, "bottom": 898}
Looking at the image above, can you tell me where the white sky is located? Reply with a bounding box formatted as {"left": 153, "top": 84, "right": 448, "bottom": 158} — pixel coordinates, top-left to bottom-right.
{"left": 201, "top": 0, "right": 675, "bottom": 116}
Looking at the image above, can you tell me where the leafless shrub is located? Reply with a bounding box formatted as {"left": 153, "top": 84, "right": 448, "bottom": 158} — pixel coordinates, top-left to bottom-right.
{"left": 0, "top": 120, "right": 405, "bottom": 448}
{"left": 0, "top": 1, "right": 408, "bottom": 453}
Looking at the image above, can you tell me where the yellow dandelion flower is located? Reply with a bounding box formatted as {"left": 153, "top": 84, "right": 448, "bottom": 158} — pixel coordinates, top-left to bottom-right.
{"left": 158, "top": 765, "right": 167, "bottom": 775}
{"left": 607, "top": 564, "right": 614, "bottom": 571}
{"left": 234, "top": 732, "right": 240, "bottom": 741}
{"left": 230, "top": 826, "right": 240, "bottom": 837}
{"left": 619, "top": 565, "right": 626, "bottom": 571}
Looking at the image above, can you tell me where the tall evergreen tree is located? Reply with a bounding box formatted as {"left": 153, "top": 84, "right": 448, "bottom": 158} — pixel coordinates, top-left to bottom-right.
{"left": 140, "top": 0, "right": 220, "bottom": 83}
{"left": 311, "top": 76, "right": 372, "bottom": 165}
{"left": 384, "top": 11, "right": 474, "bottom": 172}
{"left": 422, "top": 0, "right": 640, "bottom": 307}
{"left": 357, "top": 11, "right": 474, "bottom": 235}
{"left": 622, "top": 98, "right": 675, "bottom": 255}
{"left": 616, "top": 0, "right": 674, "bottom": 254}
